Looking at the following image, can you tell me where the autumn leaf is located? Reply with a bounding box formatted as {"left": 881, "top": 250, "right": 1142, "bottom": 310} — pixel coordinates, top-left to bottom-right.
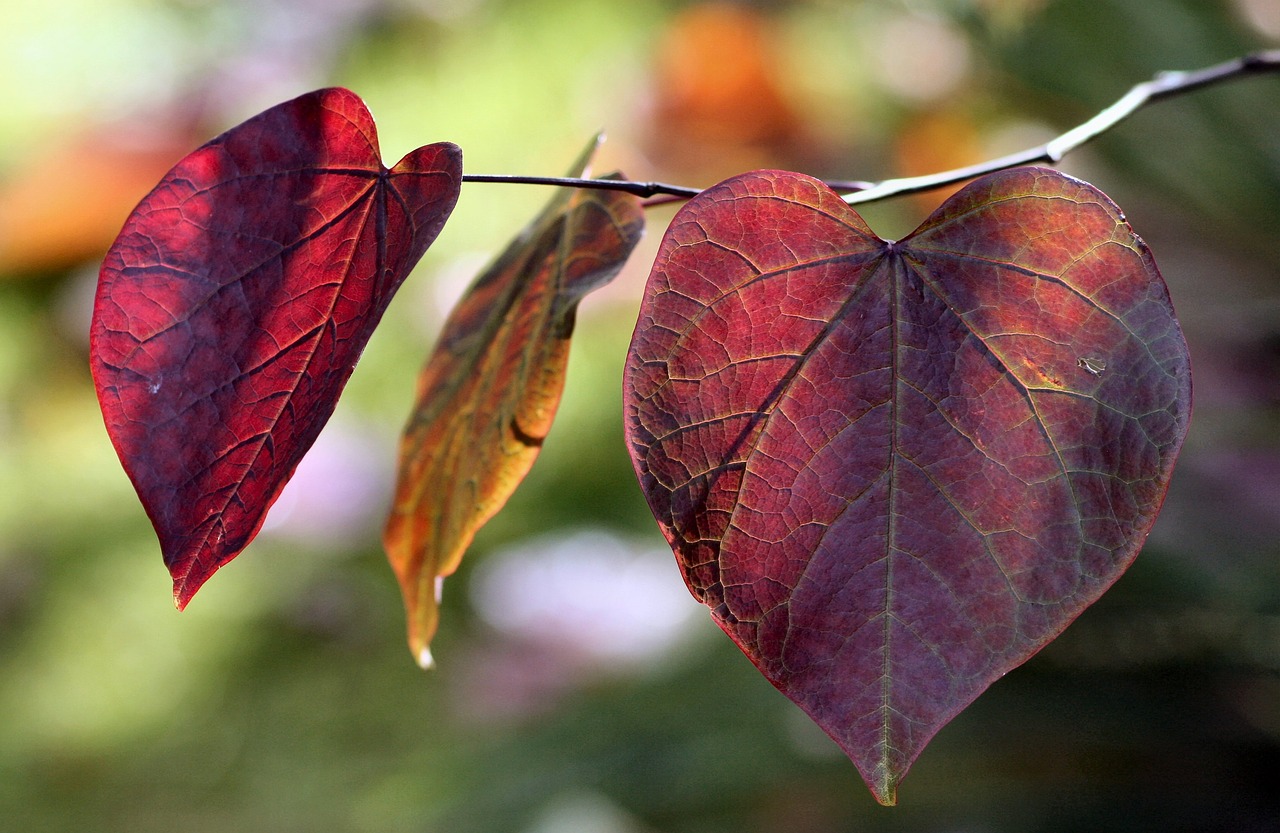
{"left": 90, "top": 87, "right": 462, "bottom": 607}
{"left": 383, "top": 136, "right": 645, "bottom": 668}
{"left": 624, "top": 167, "right": 1190, "bottom": 805}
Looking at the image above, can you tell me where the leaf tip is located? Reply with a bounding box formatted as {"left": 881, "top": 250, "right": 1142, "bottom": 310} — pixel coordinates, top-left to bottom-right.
{"left": 407, "top": 608, "right": 439, "bottom": 670}
{"left": 868, "top": 764, "right": 900, "bottom": 807}
{"left": 873, "top": 785, "right": 899, "bottom": 807}
{"left": 172, "top": 576, "right": 195, "bottom": 611}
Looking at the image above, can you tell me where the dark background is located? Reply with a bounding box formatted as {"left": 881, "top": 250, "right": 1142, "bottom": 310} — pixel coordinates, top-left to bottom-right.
{"left": 1, "top": 0, "right": 1278, "bottom": 830}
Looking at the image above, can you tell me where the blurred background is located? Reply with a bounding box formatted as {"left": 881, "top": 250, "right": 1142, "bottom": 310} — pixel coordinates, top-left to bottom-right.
{"left": 1, "top": 0, "right": 1279, "bottom": 830}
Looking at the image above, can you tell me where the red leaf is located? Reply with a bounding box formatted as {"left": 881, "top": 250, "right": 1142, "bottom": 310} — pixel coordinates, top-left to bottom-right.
{"left": 624, "top": 167, "right": 1191, "bottom": 804}
{"left": 90, "top": 88, "right": 462, "bottom": 607}
{"left": 384, "top": 136, "right": 645, "bottom": 667}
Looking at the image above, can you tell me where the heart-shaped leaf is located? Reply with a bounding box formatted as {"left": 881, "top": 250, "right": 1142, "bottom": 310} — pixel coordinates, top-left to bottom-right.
{"left": 383, "top": 136, "right": 644, "bottom": 667}
{"left": 624, "top": 167, "right": 1191, "bottom": 805}
{"left": 90, "top": 88, "right": 462, "bottom": 606}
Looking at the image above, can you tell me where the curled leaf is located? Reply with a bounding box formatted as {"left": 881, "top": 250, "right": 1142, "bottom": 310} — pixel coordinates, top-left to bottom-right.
{"left": 91, "top": 88, "right": 462, "bottom": 606}
{"left": 384, "top": 136, "right": 645, "bottom": 667}
{"left": 624, "top": 167, "right": 1190, "bottom": 804}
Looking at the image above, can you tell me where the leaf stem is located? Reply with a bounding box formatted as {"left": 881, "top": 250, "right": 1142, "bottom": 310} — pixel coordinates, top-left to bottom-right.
{"left": 461, "top": 51, "right": 1280, "bottom": 207}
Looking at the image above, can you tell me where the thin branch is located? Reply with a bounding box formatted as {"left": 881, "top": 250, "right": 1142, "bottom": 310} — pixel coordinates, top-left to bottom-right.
{"left": 460, "top": 52, "right": 1280, "bottom": 207}
{"left": 843, "top": 49, "right": 1280, "bottom": 205}
{"left": 460, "top": 174, "right": 702, "bottom": 200}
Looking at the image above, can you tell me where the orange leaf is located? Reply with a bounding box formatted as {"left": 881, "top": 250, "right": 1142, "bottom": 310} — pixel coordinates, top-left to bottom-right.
{"left": 384, "top": 136, "right": 645, "bottom": 667}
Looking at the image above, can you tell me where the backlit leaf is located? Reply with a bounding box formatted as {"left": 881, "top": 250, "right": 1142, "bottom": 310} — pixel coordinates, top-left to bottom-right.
{"left": 624, "top": 167, "right": 1190, "bottom": 804}
{"left": 384, "top": 136, "right": 645, "bottom": 667}
{"left": 90, "top": 88, "right": 462, "bottom": 607}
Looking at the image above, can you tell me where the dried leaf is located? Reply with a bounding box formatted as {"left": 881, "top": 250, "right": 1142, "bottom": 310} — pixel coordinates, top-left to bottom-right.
{"left": 384, "top": 136, "right": 644, "bottom": 667}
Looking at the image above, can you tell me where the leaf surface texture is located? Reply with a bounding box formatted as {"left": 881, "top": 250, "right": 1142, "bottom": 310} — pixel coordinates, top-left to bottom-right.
{"left": 384, "top": 137, "right": 644, "bottom": 664}
{"left": 624, "top": 167, "right": 1191, "bottom": 804}
{"left": 91, "top": 88, "right": 462, "bottom": 605}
